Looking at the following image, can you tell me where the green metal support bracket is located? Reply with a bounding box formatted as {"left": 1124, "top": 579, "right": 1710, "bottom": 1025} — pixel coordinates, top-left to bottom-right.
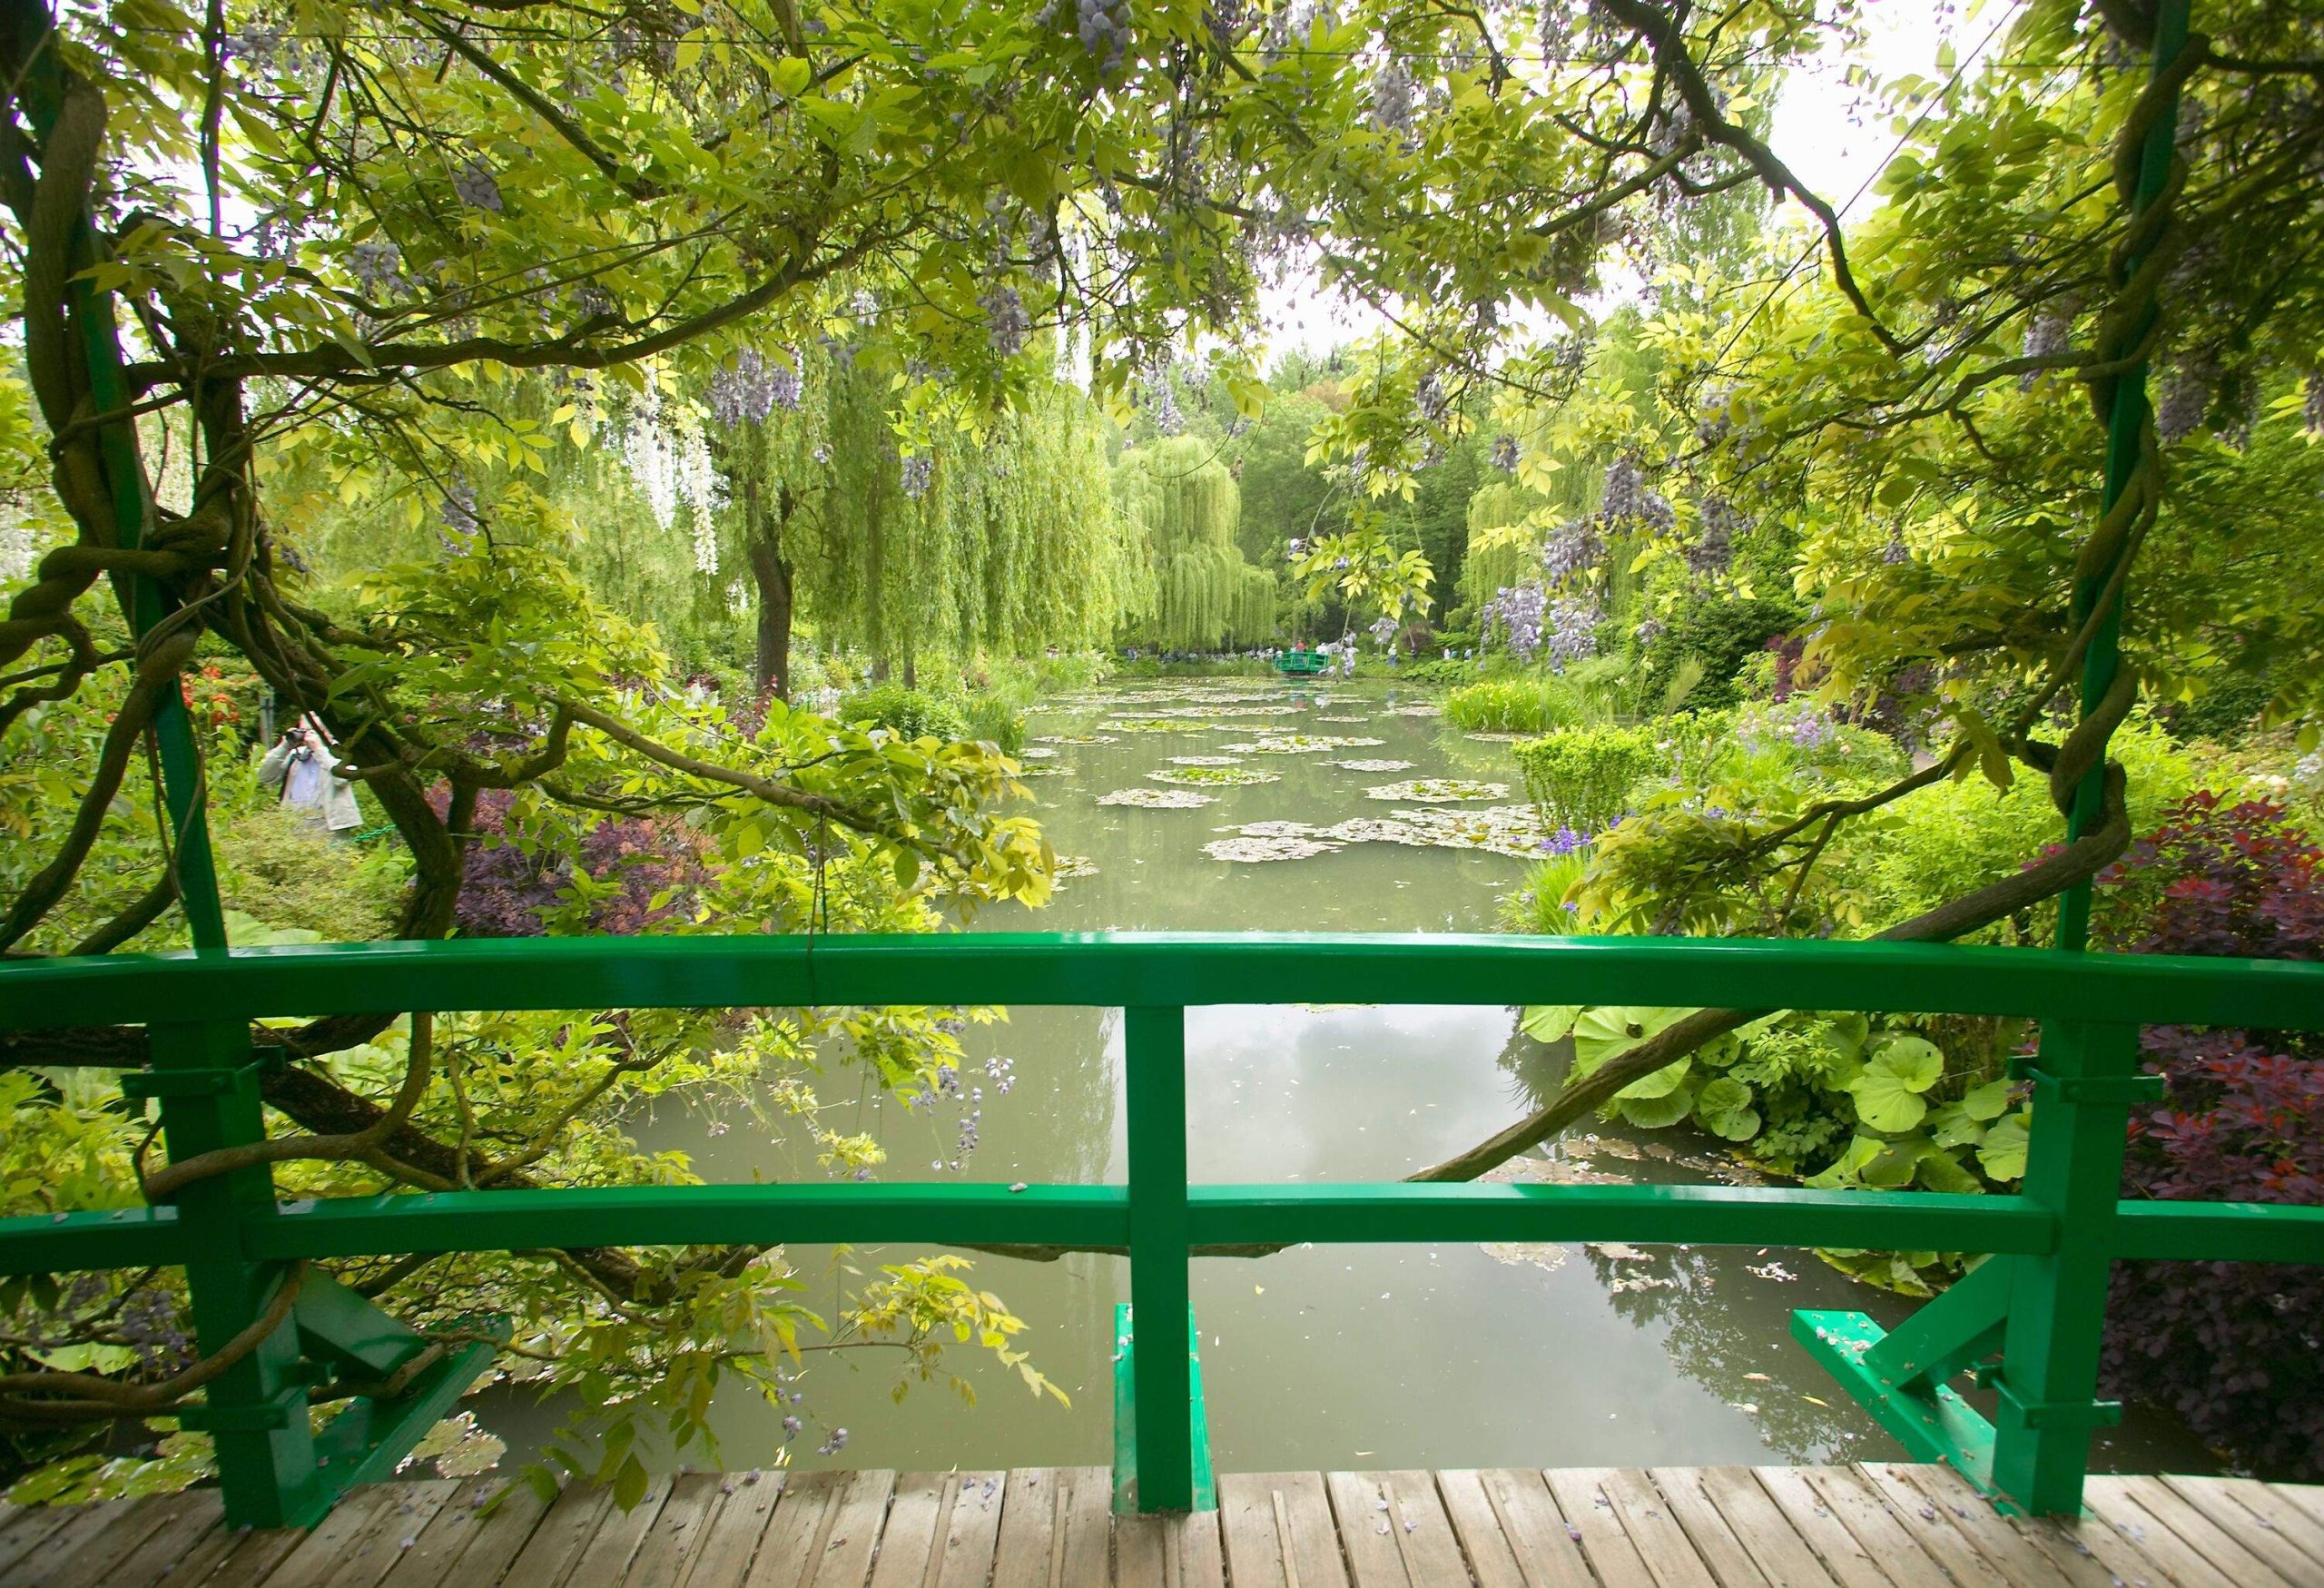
{"left": 1793, "top": 1311, "right": 1997, "bottom": 1492}
{"left": 1111, "top": 1302, "right": 1214, "bottom": 1515}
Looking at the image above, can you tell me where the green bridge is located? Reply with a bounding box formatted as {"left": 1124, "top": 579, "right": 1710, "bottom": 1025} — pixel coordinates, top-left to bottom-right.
{"left": 3, "top": 931, "right": 2319, "bottom": 1534}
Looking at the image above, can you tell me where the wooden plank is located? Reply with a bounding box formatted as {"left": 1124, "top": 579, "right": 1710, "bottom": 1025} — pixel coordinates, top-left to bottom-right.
{"left": 808, "top": 1470, "right": 896, "bottom": 1588}
{"left": 929, "top": 1472, "right": 1006, "bottom": 1588}
{"left": 1542, "top": 1469, "right": 1658, "bottom": 1588}
{"left": 1748, "top": 1468, "right": 1892, "bottom": 1588}
{"left": 2270, "top": 1484, "right": 2324, "bottom": 1537}
{"left": 2113, "top": 1475, "right": 2297, "bottom": 1588}
{"left": 625, "top": 1474, "right": 730, "bottom": 1586}
{"left": 2163, "top": 1475, "right": 2324, "bottom": 1576}
{"left": 745, "top": 1471, "right": 842, "bottom": 1588}
{"left": 1591, "top": 1469, "right": 1718, "bottom": 1588}
{"left": 1693, "top": 1467, "right": 1840, "bottom": 1588}
{"left": 1216, "top": 1472, "right": 1346, "bottom": 1588}
{"left": 1325, "top": 1471, "right": 1411, "bottom": 1586}
{"left": 231, "top": 1486, "right": 398, "bottom": 1588}
{"left": 369, "top": 1479, "right": 501, "bottom": 1588}
{"left": 40, "top": 1490, "right": 203, "bottom": 1588}
{"left": 498, "top": 1478, "right": 619, "bottom": 1587}
{"left": 992, "top": 1468, "right": 1063, "bottom": 1588}
{"left": 1641, "top": 1469, "right": 1772, "bottom": 1588}
{"left": 1216, "top": 1471, "right": 1289, "bottom": 1587}
{"left": 1379, "top": 1472, "right": 1472, "bottom": 1588}
{"left": 1861, "top": 1465, "right": 2087, "bottom": 1588}
{"left": 0, "top": 1501, "right": 82, "bottom": 1580}
{"left": 187, "top": 1520, "right": 313, "bottom": 1587}
{"left": 1431, "top": 1471, "right": 1528, "bottom": 1588}
{"left": 320, "top": 1476, "right": 462, "bottom": 1588}
{"left": 12, "top": 1499, "right": 141, "bottom": 1588}
{"left": 425, "top": 1481, "right": 556, "bottom": 1588}
{"left": 563, "top": 1475, "right": 676, "bottom": 1588}
{"left": 1793, "top": 1468, "right": 1954, "bottom": 1588}
{"left": 1117, "top": 1507, "right": 1227, "bottom": 1588}
{"left": 684, "top": 1472, "right": 787, "bottom": 1588}
{"left": 1475, "top": 1469, "right": 1597, "bottom": 1588}
{"left": 2079, "top": 1477, "right": 2237, "bottom": 1588}
{"left": 94, "top": 1490, "right": 229, "bottom": 1588}
{"left": 863, "top": 1473, "right": 950, "bottom": 1588}
{"left": 1052, "top": 1468, "right": 1113, "bottom": 1588}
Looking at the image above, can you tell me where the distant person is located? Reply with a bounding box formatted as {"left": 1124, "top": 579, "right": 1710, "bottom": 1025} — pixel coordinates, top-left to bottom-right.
{"left": 257, "top": 714, "right": 360, "bottom": 834}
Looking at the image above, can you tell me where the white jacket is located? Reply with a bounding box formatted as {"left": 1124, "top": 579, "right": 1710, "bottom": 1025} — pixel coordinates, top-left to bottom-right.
{"left": 257, "top": 724, "right": 362, "bottom": 832}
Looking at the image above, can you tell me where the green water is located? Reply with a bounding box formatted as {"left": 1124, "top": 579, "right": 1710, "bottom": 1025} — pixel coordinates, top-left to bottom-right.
{"left": 491, "top": 678, "right": 2213, "bottom": 1479}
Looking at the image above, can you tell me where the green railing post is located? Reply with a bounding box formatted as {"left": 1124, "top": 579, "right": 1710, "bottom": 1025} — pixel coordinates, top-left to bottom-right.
{"left": 1124, "top": 1005, "right": 1196, "bottom": 1512}
{"left": 1988, "top": 1020, "right": 2143, "bottom": 1514}
{"left": 142, "top": 1021, "right": 320, "bottom": 1527}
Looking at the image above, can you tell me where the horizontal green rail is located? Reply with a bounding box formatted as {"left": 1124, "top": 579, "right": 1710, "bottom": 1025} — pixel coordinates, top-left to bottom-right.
{"left": 3, "top": 930, "right": 2321, "bottom": 1526}
{"left": 4, "top": 932, "right": 2319, "bottom": 1033}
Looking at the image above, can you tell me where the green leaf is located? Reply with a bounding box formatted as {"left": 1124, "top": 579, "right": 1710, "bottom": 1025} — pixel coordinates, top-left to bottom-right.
{"left": 1866, "top": 1035, "right": 1944, "bottom": 1090}
{"left": 1692, "top": 1077, "right": 1762, "bottom": 1141}
{"left": 612, "top": 1451, "right": 649, "bottom": 1511}
{"left": 1614, "top": 1057, "right": 1692, "bottom": 1100}
{"left": 1913, "top": 1142, "right": 1984, "bottom": 1195}
{"left": 1961, "top": 1079, "right": 2012, "bottom": 1121}
{"left": 1616, "top": 1080, "right": 1696, "bottom": 1129}
{"left": 1572, "top": 1005, "right": 1687, "bottom": 1069}
{"left": 1977, "top": 1110, "right": 2032, "bottom": 1181}
{"left": 1846, "top": 1036, "right": 1944, "bottom": 1132}
{"left": 1519, "top": 1004, "right": 1581, "bottom": 1043}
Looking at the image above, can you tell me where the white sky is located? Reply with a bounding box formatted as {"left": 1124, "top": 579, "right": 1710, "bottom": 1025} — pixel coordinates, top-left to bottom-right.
{"left": 1258, "top": 0, "right": 1998, "bottom": 365}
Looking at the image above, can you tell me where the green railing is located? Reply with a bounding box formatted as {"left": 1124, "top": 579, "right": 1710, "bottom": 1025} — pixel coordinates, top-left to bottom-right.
{"left": 2, "top": 931, "right": 2320, "bottom": 1528}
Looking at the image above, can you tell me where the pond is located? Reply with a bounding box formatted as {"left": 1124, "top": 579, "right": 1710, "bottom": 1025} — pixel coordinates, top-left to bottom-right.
{"left": 489, "top": 678, "right": 2215, "bottom": 1480}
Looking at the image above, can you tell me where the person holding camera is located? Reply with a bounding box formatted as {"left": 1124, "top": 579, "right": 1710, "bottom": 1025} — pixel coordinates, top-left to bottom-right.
{"left": 255, "top": 714, "right": 361, "bottom": 834}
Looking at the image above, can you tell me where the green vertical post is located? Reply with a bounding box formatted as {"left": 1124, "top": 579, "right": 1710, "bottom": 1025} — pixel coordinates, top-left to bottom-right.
{"left": 144, "top": 1021, "right": 320, "bottom": 1526}
{"left": 1988, "top": 1021, "right": 2139, "bottom": 1514}
{"left": 2054, "top": 0, "right": 2190, "bottom": 953}
{"left": 7, "top": 1, "right": 228, "bottom": 948}
{"left": 1124, "top": 1004, "right": 1195, "bottom": 1512}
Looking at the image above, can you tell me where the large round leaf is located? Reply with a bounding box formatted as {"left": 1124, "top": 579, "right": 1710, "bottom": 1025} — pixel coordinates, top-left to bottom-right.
{"left": 1960, "top": 1078, "right": 2013, "bottom": 1121}
{"left": 1520, "top": 1005, "right": 1581, "bottom": 1043}
{"left": 1614, "top": 1057, "right": 1693, "bottom": 1100}
{"left": 1846, "top": 1036, "right": 1945, "bottom": 1133}
{"left": 1692, "top": 1077, "right": 1762, "bottom": 1141}
{"left": 1977, "top": 1110, "right": 2032, "bottom": 1181}
{"left": 1866, "top": 1035, "right": 1944, "bottom": 1090}
{"left": 1573, "top": 1006, "right": 1689, "bottom": 1068}
{"left": 1616, "top": 1080, "right": 1696, "bottom": 1129}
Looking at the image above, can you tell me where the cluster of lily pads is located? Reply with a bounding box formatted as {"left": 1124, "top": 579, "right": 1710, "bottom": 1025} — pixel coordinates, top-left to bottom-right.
{"left": 1324, "top": 758, "right": 1414, "bottom": 773}
{"left": 1098, "top": 786, "right": 1214, "bottom": 808}
{"left": 1147, "top": 766, "right": 1279, "bottom": 787}
{"left": 1220, "top": 734, "right": 1387, "bottom": 753}
{"left": 1363, "top": 778, "right": 1509, "bottom": 804}
{"left": 1202, "top": 804, "right": 1548, "bottom": 862}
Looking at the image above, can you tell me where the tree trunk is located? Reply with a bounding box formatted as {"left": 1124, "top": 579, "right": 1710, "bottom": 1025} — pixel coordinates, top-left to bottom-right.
{"left": 743, "top": 479, "right": 794, "bottom": 701}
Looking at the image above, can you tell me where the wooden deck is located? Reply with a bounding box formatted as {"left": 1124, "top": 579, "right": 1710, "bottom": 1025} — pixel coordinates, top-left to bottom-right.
{"left": 5, "top": 1463, "right": 2323, "bottom": 1587}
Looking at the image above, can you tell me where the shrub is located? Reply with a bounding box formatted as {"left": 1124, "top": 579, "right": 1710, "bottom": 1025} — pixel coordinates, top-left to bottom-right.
{"left": 961, "top": 694, "right": 1027, "bottom": 755}
{"left": 836, "top": 685, "right": 970, "bottom": 744}
{"left": 215, "top": 805, "right": 409, "bottom": 942}
{"left": 1642, "top": 594, "right": 1803, "bottom": 710}
{"left": 2094, "top": 793, "right": 2324, "bottom": 1478}
{"left": 451, "top": 790, "right": 708, "bottom": 938}
{"left": 1497, "top": 843, "right": 1595, "bottom": 934}
{"left": 1444, "top": 675, "right": 1587, "bottom": 733}
{"left": 1398, "top": 656, "right": 1478, "bottom": 686}
{"left": 1514, "top": 725, "right": 1665, "bottom": 833}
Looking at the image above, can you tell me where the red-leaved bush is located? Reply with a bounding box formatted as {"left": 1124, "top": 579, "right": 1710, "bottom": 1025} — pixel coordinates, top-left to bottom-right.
{"left": 449, "top": 788, "right": 708, "bottom": 938}
{"left": 2094, "top": 793, "right": 2324, "bottom": 1476}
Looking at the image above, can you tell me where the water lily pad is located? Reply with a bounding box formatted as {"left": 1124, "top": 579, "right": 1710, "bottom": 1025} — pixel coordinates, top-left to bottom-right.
{"left": 1147, "top": 766, "right": 1280, "bottom": 786}
{"left": 1015, "top": 765, "right": 1070, "bottom": 777}
{"left": 1103, "top": 718, "right": 1220, "bottom": 733}
{"left": 1052, "top": 854, "right": 1100, "bottom": 878}
{"left": 1384, "top": 703, "right": 1444, "bottom": 716}
{"left": 1097, "top": 787, "right": 1215, "bottom": 808}
{"left": 1224, "top": 735, "right": 1387, "bottom": 753}
{"left": 1363, "top": 778, "right": 1509, "bottom": 804}
{"left": 1203, "top": 834, "right": 1344, "bottom": 863}
{"left": 1019, "top": 746, "right": 1059, "bottom": 760}
{"left": 1315, "top": 715, "right": 1371, "bottom": 723}
{"left": 1038, "top": 733, "right": 1118, "bottom": 745}
{"left": 1324, "top": 758, "right": 1416, "bottom": 773}
{"left": 1169, "top": 755, "right": 1246, "bottom": 766}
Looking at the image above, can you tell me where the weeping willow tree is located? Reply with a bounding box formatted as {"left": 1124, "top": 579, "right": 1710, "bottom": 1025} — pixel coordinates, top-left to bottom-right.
{"left": 703, "top": 343, "right": 1133, "bottom": 691}
{"left": 1115, "top": 436, "right": 1276, "bottom": 649}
